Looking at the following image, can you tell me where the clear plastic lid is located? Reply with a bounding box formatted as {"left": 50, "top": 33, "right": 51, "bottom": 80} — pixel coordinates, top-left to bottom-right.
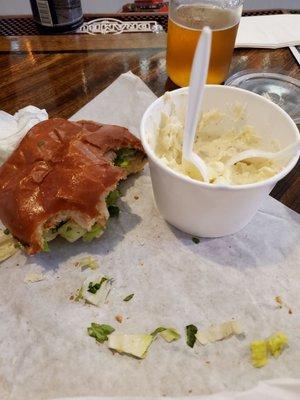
{"left": 225, "top": 71, "right": 300, "bottom": 125}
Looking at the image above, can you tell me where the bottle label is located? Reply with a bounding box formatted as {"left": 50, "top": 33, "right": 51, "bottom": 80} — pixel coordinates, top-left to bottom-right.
{"left": 36, "top": 0, "right": 53, "bottom": 26}
{"left": 35, "top": 0, "right": 83, "bottom": 27}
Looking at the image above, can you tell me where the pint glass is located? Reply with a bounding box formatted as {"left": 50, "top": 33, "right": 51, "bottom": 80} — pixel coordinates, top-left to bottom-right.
{"left": 167, "top": 0, "right": 243, "bottom": 86}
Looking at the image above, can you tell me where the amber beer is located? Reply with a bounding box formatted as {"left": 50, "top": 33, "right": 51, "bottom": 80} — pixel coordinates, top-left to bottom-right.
{"left": 167, "top": 3, "right": 242, "bottom": 86}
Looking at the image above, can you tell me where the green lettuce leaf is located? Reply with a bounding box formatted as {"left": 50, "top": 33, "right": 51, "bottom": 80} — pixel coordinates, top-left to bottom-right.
{"left": 186, "top": 324, "right": 198, "bottom": 348}
{"left": 108, "top": 332, "right": 154, "bottom": 359}
{"left": 87, "top": 323, "right": 115, "bottom": 343}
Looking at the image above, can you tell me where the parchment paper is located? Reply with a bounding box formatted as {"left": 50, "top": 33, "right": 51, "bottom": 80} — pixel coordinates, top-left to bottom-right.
{"left": 0, "top": 72, "right": 299, "bottom": 400}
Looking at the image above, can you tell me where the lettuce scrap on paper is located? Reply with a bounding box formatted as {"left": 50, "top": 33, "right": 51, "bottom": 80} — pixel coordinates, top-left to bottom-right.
{"left": 196, "top": 321, "right": 244, "bottom": 345}
{"left": 76, "top": 256, "right": 99, "bottom": 270}
{"left": 77, "top": 275, "right": 112, "bottom": 307}
{"left": 87, "top": 323, "right": 115, "bottom": 343}
{"left": 108, "top": 332, "right": 154, "bottom": 359}
{"left": 108, "top": 326, "right": 180, "bottom": 359}
{"left": 250, "top": 331, "right": 288, "bottom": 368}
{"left": 87, "top": 323, "right": 180, "bottom": 360}
{"left": 251, "top": 340, "right": 268, "bottom": 368}
{"left": 0, "top": 229, "right": 18, "bottom": 262}
{"left": 151, "top": 327, "right": 181, "bottom": 342}
{"left": 186, "top": 324, "right": 198, "bottom": 348}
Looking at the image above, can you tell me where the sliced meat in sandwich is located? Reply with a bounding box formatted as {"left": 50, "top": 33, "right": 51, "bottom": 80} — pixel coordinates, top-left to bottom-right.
{"left": 0, "top": 118, "right": 147, "bottom": 254}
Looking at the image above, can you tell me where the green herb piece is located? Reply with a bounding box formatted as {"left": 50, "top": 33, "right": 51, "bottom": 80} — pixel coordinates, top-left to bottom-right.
{"left": 83, "top": 224, "right": 103, "bottom": 242}
{"left": 37, "top": 140, "right": 45, "bottom": 148}
{"left": 108, "top": 205, "right": 120, "bottom": 218}
{"left": 114, "top": 148, "right": 137, "bottom": 168}
{"left": 151, "top": 327, "right": 181, "bottom": 342}
{"left": 106, "top": 189, "right": 122, "bottom": 207}
{"left": 88, "top": 282, "right": 101, "bottom": 294}
{"left": 87, "top": 323, "right": 115, "bottom": 343}
{"left": 88, "top": 277, "right": 108, "bottom": 294}
{"left": 123, "top": 293, "right": 134, "bottom": 302}
{"left": 186, "top": 324, "right": 198, "bottom": 348}
{"left": 3, "top": 229, "right": 10, "bottom": 235}
{"left": 14, "top": 242, "right": 25, "bottom": 250}
{"left": 192, "top": 237, "right": 200, "bottom": 244}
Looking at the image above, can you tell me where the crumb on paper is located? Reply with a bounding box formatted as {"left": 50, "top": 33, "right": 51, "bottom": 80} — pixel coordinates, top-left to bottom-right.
{"left": 115, "top": 314, "right": 123, "bottom": 323}
{"left": 24, "top": 272, "right": 45, "bottom": 283}
{"left": 275, "top": 296, "right": 292, "bottom": 314}
{"left": 134, "top": 195, "right": 139, "bottom": 200}
{"left": 275, "top": 296, "right": 283, "bottom": 307}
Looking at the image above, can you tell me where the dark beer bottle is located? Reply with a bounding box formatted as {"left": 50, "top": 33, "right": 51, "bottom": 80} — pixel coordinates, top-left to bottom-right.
{"left": 30, "top": 0, "right": 84, "bottom": 33}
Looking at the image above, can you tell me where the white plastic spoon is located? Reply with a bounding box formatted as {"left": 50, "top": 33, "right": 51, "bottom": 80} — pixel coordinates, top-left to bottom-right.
{"left": 226, "top": 138, "right": 300, "bottom": 168}
{"left": 182, "top": 26, "right": 212, "bottom": 183}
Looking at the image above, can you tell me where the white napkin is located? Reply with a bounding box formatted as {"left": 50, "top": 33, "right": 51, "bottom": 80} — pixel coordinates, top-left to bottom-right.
{"left": 0, "top": 106, "right": 48, "bottom": 163}
{"left": 235, "top": 14, "right": 300, "bottom": 49}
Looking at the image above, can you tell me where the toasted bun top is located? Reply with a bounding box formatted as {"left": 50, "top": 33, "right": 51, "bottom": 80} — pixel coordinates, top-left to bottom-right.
{"left": 0, "top": 118, "right": 145, "bottom": 253}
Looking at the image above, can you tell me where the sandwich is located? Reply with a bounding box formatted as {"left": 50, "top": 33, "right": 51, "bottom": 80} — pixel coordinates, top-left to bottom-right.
{"left": 0, "top": 118, "right": 147, "bottom": 254}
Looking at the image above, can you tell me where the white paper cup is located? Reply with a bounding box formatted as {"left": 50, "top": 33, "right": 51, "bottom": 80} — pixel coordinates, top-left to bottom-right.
{"left": 140, "top": 86, "right": 300, "bottom": 237}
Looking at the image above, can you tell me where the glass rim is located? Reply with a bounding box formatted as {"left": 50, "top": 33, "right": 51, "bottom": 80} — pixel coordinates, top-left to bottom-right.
{"left": 170, "top": 0, "right": 244, "bottom": 7}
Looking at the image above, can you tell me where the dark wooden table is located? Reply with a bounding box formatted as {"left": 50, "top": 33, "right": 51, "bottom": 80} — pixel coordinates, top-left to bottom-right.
{"left": 0, "top": 32, "right": 299, "bottom": 212}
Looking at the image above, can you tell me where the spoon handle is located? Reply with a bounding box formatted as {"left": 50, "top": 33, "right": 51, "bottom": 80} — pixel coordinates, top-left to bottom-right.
{"left": 226, "top": 138, "right": 300, "bottom": 167}
{"left": 275, "top": 138, "right": 300, "bottom": 160}
{"left": 183, "top": 26, "right": 212, "bottom": 159}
